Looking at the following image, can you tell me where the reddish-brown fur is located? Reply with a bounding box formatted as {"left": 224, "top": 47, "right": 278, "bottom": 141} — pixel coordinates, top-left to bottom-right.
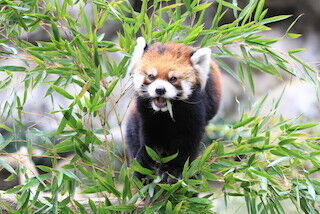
{"left": 133, "top": 42, "right": 222, "bottom": 109}
{"left": 136, "top": 43, "right": 198, "bottom": 86}
{"left": 210, "top": 61, "right": 222, "bottom": 104}
{"left": 136, "top": 43, "right": 221, "bottom": 95}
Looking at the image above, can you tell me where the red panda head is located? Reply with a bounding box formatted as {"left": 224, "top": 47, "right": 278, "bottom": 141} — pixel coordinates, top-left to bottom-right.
{"left": 128, "top": 37, "right": 212, "bottom": 112}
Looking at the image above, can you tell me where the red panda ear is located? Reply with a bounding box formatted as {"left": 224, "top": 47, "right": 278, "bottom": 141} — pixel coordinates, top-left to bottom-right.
{"left": 190, "top": 47, "right": 211, "bottom": 90}
{"left": 128, "top": 37, "right": 147, "bottom": 73}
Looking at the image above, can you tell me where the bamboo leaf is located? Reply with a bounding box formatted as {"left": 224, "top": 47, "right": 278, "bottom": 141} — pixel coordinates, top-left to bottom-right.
{"left": 286, "top": 33, "right": 301, "bottom": 39}
{"left": 216, "top": 0, "right": 242, "bottom": 11}
{"left": 51, "top": 22, "right": 61, "bottom": 42}
{"left": 233, "top": 116, "right": 256, "bottom": 129}
{"left": 260, "top": 15, "right": 292, "bottom": 25}
{"left": 161, "top": 152, "right": 178, "bottom": 164}
{"left": 146, "top": 146, "right": 161, "bottom": 162}
{"left": 0, "top": 124, "right": 13, "bottom": 132}
{"left": 51, "top": 85, "right": 74, "bottom": 99}
{"left": 0, "top": 160, "right": 16, "bottom": 175}
{"left": 106, "top": 205, "right": 135, "bottom": 211}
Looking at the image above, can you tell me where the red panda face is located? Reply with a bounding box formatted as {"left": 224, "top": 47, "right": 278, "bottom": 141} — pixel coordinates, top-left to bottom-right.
{"left": 128, "top": 38, "right": 212, "bottom": 112}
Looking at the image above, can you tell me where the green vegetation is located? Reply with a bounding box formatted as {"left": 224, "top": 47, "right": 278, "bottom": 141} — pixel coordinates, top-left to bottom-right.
{"left": 0, "top": 0, "right": 319, "bottom": 213}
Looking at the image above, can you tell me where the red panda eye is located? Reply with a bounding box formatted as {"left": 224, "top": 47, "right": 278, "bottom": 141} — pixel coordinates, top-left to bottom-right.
{"left": 148, "top": 74, "right": 156, "bottom": 81}
{"left": 169, "top": 76, "right": 177, "bottom": 83}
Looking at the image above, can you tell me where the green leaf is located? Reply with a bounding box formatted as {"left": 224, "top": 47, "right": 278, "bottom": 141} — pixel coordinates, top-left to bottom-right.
{"left": 167, "top": 100, "right": 175, "bottom": 121}
{"left": 288, "top": 123, "right": 319, "bottom": 132}
{"left": 51, "top": 22, "right": 61, "bottom": 42}
{"left": 0, "top": 160, "right": 16, "bottom": 175}
{"left": 200, "top": 143, "right": 215, "bottom": 166}
{"left": 246, "top": 63, "right": 255, "bottom": 93}
{"left": 145, "top": 146, "right": 161, "bottom": 162}
{"left": 166, "top": 201, "right": 173, "bottom": 213}
{"left": 80, "top": 6, "right": 91, "bottom": 34}
{"left": 157, "top": 3, "right": 183, "bottom": 12}
{"left": 131, "top": 160, "right": 154, "bottom": 175}
{"left": 247, "top": 136, "right": 265, "bottom": 144}
{"left": 0, "top": 66, "right": 26, "bottom": 72}
{"left": 90, "top": 103, "right": 106, "bottom": 112}
{"left": 51, "top": 85, "right": 74, "bottom": 99}
{"left": 279, "top": 138, "right": 296, "bottom": 145}
{"left": 249, "top": 169, "right": 273, "bottom": 180}
{"left": 4, "top": 173, "right": 17, "bottom": 182}
{"left": 53, "top": 139, "right": 74, "bottom": 153}
{"left": 36, "top": 165, "right": 53, "bottom": 173}
{"left": 214, "top": 141, "right": 224, "bottom": 156}
{"left": 0, "top": 124, "right": 13, "bottom": 133}
{"left": 192, "top": 2, "right": 212, "bottom": 13}
{"left": 188, "top": 197, "right": 212, "bottom": 205}
{"left": 260, "top": 15, "right": 292, "bottom": 25}
{"left": 105, "top": 79, "right": 119, "bottom": 97}
{"left": 88, "top": 199, "right": 97, "bottom": 213}
{"left": 0, "top": 39, "right": 9, "bottom": 43}
{"left": 254, "top": 0, "right": 265, "bottom": 22}
{"left": 288, "top": 48, "right": 305, "bottom": 54}
{"left": 280, "top": 147, "right": 307, "bottom": 160}
{"left": 18, "top": 190, "right": 30, "bottom": 209}
{"left": 74, "top": 200, "right": 86, "bottom": 213}
{"left": 106, "top": 205, "right": 135, "bottom": 211}
{"left": 173, "top": 201, "right": 183, "bottom": 214}
{"left": 161, "top": 152, "right": 178, "bottom": 163}
{"left": 216, "top": 0, "right": 242, "bottom": 11}
{"left": 233, "top": 116, "right": 255, "bottom": 129}
{"left": 63, "top": 170, "right": 80, "bottom": 182}
{"left": 286, "top": 33, "right": 301, "bottom": 39}
{"left": 202, "top": 170, "right": 220, "bottom": 181}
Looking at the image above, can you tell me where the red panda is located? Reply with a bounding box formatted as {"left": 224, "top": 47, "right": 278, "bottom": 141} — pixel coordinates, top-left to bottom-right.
{"left": 125, "top": 37, "right": 221, "bottom": 183}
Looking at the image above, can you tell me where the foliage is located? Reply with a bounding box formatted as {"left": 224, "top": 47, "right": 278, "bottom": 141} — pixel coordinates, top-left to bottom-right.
{"left": 0, "top": 0, "right": 319, "bottom": 213}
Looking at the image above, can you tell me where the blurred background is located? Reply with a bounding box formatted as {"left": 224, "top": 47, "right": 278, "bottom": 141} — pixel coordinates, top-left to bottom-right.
{"left": 0, "top": 0, "right": 319, "bottom": 207}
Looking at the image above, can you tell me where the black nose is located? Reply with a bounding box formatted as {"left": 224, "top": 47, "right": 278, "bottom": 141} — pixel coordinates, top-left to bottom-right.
{"left": 155, "top": 87, "right": 166, "bottom": 95}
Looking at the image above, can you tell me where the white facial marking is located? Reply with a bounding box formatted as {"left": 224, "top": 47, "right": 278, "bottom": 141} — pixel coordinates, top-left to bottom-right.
{"left": 168, "top": 71, "right": 175, "bottom": 78}
{"left": 190, "top": 47, "right": 211, "bottom": 90}
{"left": 181, "top": 80, "right": 192, "bottom": 99}
{"left": 147, "top": 68, "right": 157, "bottom": 76}
{"left": 127, "top": 37, "right": 146, "bottom": 73}
{"left": 133, "top": 73, "right": 145, "bottom": 92}
{"left": 160, "top": 107, "right": 168, "bottom": 112}
{"left": 148, "top": 79, "right": 178, "bottom": 98}
{"left": 151, "top": 102, "right": 160, "bottom": 111}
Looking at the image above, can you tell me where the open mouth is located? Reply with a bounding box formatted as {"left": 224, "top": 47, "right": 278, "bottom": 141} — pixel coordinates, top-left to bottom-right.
{"left": 153, "top": 97, "right": 167, "bottom": 109}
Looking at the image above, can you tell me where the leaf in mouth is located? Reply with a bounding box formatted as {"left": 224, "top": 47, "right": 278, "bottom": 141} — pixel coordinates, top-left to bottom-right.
{"left": 166, "top": 99, "right": 175, "bottom": 121}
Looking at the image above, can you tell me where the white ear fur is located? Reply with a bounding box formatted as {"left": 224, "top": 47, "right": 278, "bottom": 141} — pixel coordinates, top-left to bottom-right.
{"left": 190, "top": 47, "right": 212, "bottom": 90}
{"left": 127, "top": 37, "right": 146, "bottom": 73}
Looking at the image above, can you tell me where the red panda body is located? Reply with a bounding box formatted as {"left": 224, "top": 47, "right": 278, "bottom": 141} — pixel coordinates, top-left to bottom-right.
{"left": 125, "top": 38, "right": 221, "bottom": 182}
